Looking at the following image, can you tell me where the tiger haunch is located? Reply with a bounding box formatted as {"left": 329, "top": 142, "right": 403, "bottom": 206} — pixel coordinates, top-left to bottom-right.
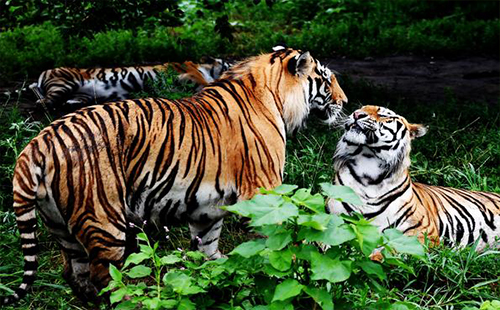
{"left": 2, "top": 48, "right": 347, "bottom": 304}
{"left": 328, "top": 105, "right": 500, "bottom": 249}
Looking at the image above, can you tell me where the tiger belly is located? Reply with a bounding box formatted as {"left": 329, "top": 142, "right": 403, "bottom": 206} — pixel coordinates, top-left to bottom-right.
{"left": 127, "top": 182, "right": 235, "bottom": 229}
{"left": 74, "top": 79, "right": 139, "bottom": 105}
{"left": 436, "top": 199, "right": 500, "bottom": 250}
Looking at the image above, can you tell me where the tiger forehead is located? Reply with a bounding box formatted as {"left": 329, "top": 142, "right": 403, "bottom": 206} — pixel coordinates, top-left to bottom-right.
{"left": 315, "top": 61, "right": 332, "bottom": 79}
{"left": 360, "top": 105, "right": 381, "bottom": 117}
{"left": 358, "top": 106, "right": 400, "bottom": 122}
{"left": 269, "top": 48, "right": 301, "bottom": 63}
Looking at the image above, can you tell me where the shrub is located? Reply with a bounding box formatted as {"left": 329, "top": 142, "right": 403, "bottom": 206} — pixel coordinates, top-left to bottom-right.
{"left": 102, "top": 184, "right": 424, "bottom": 309}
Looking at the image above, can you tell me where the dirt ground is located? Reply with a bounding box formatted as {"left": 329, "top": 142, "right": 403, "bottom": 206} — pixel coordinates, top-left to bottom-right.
{"left": 328, "top": 55, "right": 500, "bottom": 105}
{"left": 2, "top": 55, "right": 499, "bottom": 119}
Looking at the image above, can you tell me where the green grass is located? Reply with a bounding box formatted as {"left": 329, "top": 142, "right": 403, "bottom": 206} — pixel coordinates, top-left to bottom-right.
{"left": 1, "top": 0, "right": 498, "bottom": 84}
{"left": 0, "top": 71, "right": 499, "bottom": 308}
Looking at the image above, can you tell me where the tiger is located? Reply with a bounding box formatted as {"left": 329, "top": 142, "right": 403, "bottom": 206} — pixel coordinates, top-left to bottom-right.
{"left": 29, "top": 57, "right": 232, "bottom": 112}
{"left": 328, "top": 105, "right": 500, "bottom": 251}
{"left": 1, "top": 47, "right": 348, "bottom": 304}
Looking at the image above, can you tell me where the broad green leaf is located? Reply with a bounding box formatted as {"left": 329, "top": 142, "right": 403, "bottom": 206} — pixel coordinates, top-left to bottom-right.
{"left": 269, "top": 248, "right": 293, "bottom": 271}
{"left": 115, "top": 300, "right": 136, "bottom": 310}
{"left": 320, "top": 183, "right": 363, "bottom": 206}
{"left": 293, "top": 244, "right": 320, "bottom": 261}
{"left": 299, "top": 217, "right": 355, "bottom": 246}
{"left": 163, "top": 272, "right": 193, "bottom": 294}
{"left": 270, "top": 184, "right": 299, "bottom": 195}
{"left": 270, "top": 300, "right": 294, "bottom": 310}
{"left": 109, "top": 264, "right": 122, "bottom": 282}
{"left": 137, "top": 232, "right": 149, "bottom": 242}
{"left": 224, "top": 194, "right": 284, "bottom": 218}
{"left": 352, "top": 224, "right": 383, "bottom": 256}
{"left": 298, "top": 213, "right": 331, "bottom": 230}
{"left": 310, "top": 252, "right": 352, "bottom": 283}
{"left": 264, "top": 264, "right": 292, "bottom": 277}
{"left": 389, "top": 302, "right": 415, "bottom": 310}
{"left": 252, "top": 306, "right": 270, "bottom": 310}
{"left": 127, "top": 265, "right": 152, "bottom": 278}
{"left": 139, "top": 244, "right": 154, "bottom": 256}
{"left": 384, "top": 229, "right": 425, "bottom": 257}
{"left": 161, "top": 254, "right": 182, "bottom": 265}
{"left": 304, "top": 286, "right": 334, "bottom": 310}
{"left": 124, "top": 252, "right": 150, "bottom": 268}
{"left": 357, "top": 259, "right": 387, "bottom": 281}
{"left": 142, "top": 297, "right": 160, "bottom": 309}
{"left": 229, "top": 239, "right": 266, "bottom": 258}
{"left": 266, "top": 229, "right": 293, "bottom": 250}
{"left": 251, "top": 202, "right": 299, "bottom": 226}
{"left": 178, "top": 297, "right": 197, "bottom": 310}
{"left": 292, "top": 188, "right": 325, "bottom": 213}
{"left": 186, "top": 251, "right": 205, "bottom": 260}
{"left": 271, "top": 279, "right": 303, "bottom": 302}
{"left": 480, "top": 300, "right": 500, "bottom": 310}
{"left": 223, "top": 200, "right": 255, "bottom": 217}
{"left": 160, "top": 299, "right": 178, "bottom": 309}
{"left": 109, "top": 287, "right": 127, "bottom": 304}
{"left": 180, "top": 285, "right": 205, "bottom": 295}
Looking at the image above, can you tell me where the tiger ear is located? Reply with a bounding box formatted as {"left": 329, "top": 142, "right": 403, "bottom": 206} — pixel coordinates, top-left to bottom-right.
{"left": 287, "top": 52, "right": 313, "bottom": 77}
{"left": 409, "top": 123, "right": 428, "bottom": 139}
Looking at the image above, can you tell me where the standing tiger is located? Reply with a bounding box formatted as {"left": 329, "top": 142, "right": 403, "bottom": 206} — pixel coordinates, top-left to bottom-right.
{"left": 328, "top": 105, "right": 500, "bottom": 250}
{"left": 1, "top": 47, "right": 348, "bottom": 304}
{"left": 29, "top": 57, "right": 232, "bottom": 112}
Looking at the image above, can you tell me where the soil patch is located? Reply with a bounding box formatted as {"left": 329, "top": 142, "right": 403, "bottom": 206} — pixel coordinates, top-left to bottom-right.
{"left": 1, "top": 56, "right": 499, "bottom": 120}
{"left": 328, "top": 55, "right": 500, "bottom": 105}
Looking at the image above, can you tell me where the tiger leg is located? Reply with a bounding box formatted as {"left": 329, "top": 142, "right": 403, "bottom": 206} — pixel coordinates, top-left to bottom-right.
{"left": 40, "top": 86, "right": 74, "bottom": 110}
{"left": 60, "top": 244, "right": 100, "bottom": 304}
{"left": 74, "top": 222, "right": 127, "bottom": 293}
{"left": 189, "top": 218, "right": 224, "bottom": 259}
{"left": 65, "top": 94, "right": 93, "bottom": 107}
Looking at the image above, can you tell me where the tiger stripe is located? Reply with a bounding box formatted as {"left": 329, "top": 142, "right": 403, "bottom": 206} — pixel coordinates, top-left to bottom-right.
{"left": 29, "top": 58, "right": 232, "bottom": 113}
{"left": 329, "top": 105, "right": 500, "bottom": 249}
{"left": 2, "top": 47, "right": 347, "bottom": 304}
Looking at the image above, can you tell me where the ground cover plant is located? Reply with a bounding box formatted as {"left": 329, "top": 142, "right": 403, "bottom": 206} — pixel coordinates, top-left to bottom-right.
{"left": 0, "top": 0, "right": 499, "bottom": 309}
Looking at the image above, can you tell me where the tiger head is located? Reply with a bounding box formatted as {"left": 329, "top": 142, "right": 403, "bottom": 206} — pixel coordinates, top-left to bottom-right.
{"left": 219, "top": 47, "right": 348, "bottom": 131}
{"left": 275, "top": 46, "right": 348, "bottom": 128}
{"left": 335, "top": 105, "right": 427, "bottom": 173}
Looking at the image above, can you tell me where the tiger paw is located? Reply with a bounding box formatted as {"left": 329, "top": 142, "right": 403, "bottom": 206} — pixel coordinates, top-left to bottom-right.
{"left": 369, "top": 249, "right": 384, "bottom": 262}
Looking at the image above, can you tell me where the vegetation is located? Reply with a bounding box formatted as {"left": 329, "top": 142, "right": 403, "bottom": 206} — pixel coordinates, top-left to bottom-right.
{"left": 0, "top": 0, "right": 499, "bottom": 309}
{"left": 103, "top": 185, "right": 425, "bottom": 309}
{"left": 0, "top": 0, "right": 498, "bottom": 83}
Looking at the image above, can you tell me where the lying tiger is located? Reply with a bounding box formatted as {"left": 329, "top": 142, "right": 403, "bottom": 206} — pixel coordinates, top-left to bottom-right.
{"left": 29, "top": 58, "right": 232, "bottom": 112}
{"left": 328, "top": 105, "right": 500, "bottom": 250}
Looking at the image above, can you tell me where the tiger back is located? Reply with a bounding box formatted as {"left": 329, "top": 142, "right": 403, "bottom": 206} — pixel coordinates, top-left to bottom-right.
{"left": 2, "top": 47, "right": 348, "bottom": 304}
{"left": 329, "top": 105, "right": 500, "bottom": 249}
{"left": 29, "top": 58, "right": 232, "bottom": 112}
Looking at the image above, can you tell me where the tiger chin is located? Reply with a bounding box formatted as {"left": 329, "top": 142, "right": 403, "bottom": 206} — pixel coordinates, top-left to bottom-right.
{"left": 328, "top": 105, "right": 500, "bottom": 251}
{"left": 2, "top": 47, "right": 348, "bottom": 305}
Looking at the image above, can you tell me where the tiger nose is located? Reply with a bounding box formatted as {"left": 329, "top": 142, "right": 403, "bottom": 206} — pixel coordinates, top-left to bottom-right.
{"left": 336, "top": 97, "right": 348, "bottom": 106}
{"left": 353, "top": 111, "right": 366, "bottom": 120}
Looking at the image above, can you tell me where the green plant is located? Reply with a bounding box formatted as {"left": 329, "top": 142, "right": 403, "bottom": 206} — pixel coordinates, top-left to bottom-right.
{"left": 132, "top": 68, "right": 196, "bottom": 101}
{"left": 103, "top": 184, "right": 424, "bottom": 309}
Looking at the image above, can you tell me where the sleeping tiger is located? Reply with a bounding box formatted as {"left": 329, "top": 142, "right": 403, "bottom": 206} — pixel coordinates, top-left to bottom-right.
{"left": 328, "top": 105, "right": 500, "bottom": 250}
{"left": 29, "top": 57, "right": 232, "bottom": 112}
{"left": 1, "top": 47, "right": 348, "bottom": 304}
